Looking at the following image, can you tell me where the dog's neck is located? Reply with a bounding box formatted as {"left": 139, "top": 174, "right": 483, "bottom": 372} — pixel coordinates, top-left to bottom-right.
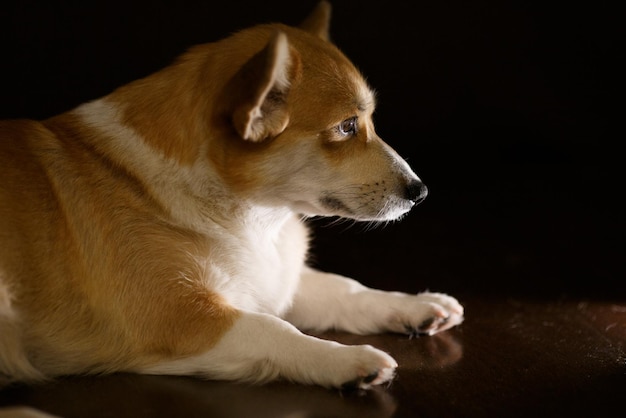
{"left": 103, "top": 55, "right": 219, "bottom": 166}
{"left": 67, "top": 98, "right": 294, "bottom": 236}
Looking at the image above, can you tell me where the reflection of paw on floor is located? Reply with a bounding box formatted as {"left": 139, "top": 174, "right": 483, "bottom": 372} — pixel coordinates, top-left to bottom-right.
{"left": 413, "top": 331, "right": 464, "bottom": 368}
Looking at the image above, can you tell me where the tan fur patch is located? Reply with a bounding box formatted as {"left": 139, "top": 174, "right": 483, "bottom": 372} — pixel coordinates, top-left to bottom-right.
{"left": 1, "top": 116, "right": 240, "bottom": 375}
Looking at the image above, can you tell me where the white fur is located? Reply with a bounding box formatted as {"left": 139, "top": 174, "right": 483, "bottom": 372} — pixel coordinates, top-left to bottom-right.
{"left": 284, "top": 268, "right": 464, "bottom": 335}
{"left": 139, "top": 311, "right": 398, "bottom": 389}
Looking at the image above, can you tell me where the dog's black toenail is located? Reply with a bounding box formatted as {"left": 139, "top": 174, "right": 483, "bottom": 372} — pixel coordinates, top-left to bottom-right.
{"left": 363, "top": 371, "right": 379, "bottom": 384}
{"left": 341, "top": 371, "right": 379, "bottom": 391}
{"left": 405, "top": 324, "right": 422, "bottom": 339}
{"left": 418, "top": 317, "right": 436, "bottom": 330}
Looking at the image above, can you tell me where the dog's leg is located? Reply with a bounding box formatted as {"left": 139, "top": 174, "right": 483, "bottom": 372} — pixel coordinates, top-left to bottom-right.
{"left": 283, "top": 267, "right": 464, "bottom": 336}
{"left": 138, "top": 311, "right": 397, "bottom": 390}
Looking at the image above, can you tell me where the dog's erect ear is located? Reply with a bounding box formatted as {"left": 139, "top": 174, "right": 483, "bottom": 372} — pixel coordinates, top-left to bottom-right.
{"left": 299, "top": 1, "right": 331, "bottom": 41}
{"left": 231, "top": 32, "right": 298, "bottom": 142}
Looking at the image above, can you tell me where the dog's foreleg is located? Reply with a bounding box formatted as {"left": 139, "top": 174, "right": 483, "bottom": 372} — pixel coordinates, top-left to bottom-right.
{"left": 283, "top": 267, "right": 464, "bottom": 336}
{"left": 137, "top": 311, "right": 397, "bottom": 389}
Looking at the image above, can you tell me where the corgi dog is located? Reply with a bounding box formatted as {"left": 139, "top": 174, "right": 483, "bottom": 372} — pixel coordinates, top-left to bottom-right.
{"left": 0, "top": 1, "right": 463, "bottom": 390}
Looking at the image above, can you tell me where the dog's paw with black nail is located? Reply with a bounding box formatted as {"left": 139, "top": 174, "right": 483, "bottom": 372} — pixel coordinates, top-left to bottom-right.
{"left": 328, "top": 345, "right": 397, "bottom": 390}
{"left": 388, "top": 292, "right": 464, "bottom": 337}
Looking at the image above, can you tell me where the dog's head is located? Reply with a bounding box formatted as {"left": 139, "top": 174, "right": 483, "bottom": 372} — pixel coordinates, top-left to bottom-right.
{"left": 209, "top": 1, "right": 426, "bottom": 222}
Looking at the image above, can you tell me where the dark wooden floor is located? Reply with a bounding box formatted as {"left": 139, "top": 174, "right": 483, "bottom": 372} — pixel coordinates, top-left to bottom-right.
{"left": 0, "top": 295, "right": 623, "bottom": 418}
{"left": 1, "top": 166, "right": 624, "bottom": 418}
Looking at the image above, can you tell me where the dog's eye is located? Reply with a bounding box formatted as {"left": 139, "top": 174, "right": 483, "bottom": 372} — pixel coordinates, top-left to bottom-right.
{"left": 338, "top": 117, "right": 358, "bottom": 136}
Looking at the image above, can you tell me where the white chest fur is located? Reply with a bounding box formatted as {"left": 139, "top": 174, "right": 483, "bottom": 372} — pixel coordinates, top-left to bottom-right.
{"left": 208, "top": 210, "right": 309, "bottom": 315}
{"left": 74, "top": 99, "right": 309, "bottom": 317}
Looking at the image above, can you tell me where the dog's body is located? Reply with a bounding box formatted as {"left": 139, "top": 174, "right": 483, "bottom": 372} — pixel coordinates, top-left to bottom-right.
{"left": 0, "top": 2, "right": 463, "bottom": 389}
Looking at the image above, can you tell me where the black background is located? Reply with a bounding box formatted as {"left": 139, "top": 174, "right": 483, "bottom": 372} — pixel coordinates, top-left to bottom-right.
{"left": 1, "top": 0, "right": 623, "bottom": 299}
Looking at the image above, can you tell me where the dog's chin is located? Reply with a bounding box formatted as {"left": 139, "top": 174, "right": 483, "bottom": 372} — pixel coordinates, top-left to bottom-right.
{"left": 293, "top": 197, "right": 416, "bottom": 222}
{"left": 351, "top": 203, "right": 415, "bottom": 223}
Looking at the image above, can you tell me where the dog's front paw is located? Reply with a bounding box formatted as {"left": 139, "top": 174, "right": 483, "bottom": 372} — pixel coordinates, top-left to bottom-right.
{"left": 391, "top": 292, "right": 464, "bottom": 337}
{"left": 328, "top": 344, "right": 397, "bottom": 390}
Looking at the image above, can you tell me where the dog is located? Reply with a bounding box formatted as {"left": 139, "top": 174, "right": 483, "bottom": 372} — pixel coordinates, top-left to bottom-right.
{"left": 0, "top": 1, "right": 463, "bottom": 390}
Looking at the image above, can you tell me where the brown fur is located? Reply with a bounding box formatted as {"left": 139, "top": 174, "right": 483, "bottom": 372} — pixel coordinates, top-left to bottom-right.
{"left": 0, "top": 115, "right": 240, "bottom": 376}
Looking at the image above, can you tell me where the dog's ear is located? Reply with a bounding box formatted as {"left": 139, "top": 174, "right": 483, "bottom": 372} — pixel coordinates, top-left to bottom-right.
{"left": 230, "top": 32, "right": 298, "bottom": 142}
{"left": 299, "top": 1, "right": 331, "bottom": 41}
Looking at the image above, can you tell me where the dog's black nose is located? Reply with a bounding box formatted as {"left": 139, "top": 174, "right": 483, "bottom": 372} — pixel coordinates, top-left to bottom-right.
{"left": 406, "top": 180, "right": 428, "bottom": 204}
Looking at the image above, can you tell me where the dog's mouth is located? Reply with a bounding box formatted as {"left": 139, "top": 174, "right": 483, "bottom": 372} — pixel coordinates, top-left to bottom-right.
{"left": 292, "top": 179, "right": 425, "bottom": 221}
{"left": 319, "top": 196, "right": 354, "bottom": 215}
{"left": 316, "top": 193, "right": 416, "bottom": 222}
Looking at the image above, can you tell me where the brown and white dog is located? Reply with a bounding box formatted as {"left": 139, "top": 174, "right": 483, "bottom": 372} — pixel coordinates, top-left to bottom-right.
{"left": 0, "top": 2, "right": 463, "bottom": 390}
